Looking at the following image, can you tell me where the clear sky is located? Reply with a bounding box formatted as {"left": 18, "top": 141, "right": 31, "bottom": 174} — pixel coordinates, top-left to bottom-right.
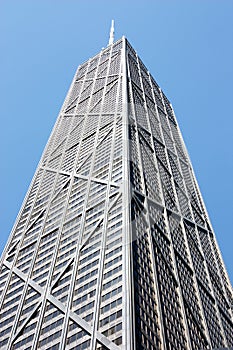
{"left": 0, "top": 1, "right": 232, "bottom": 284}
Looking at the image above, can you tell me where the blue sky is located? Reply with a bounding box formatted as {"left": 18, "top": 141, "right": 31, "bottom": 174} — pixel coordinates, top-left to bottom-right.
{"left": 0, "top": 1, "right": 232, "bottom": 284}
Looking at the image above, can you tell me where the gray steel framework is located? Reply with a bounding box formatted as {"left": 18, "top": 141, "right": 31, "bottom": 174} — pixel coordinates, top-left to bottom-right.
{"left": 0, "top": 37, "right": 232, "bottom": 350}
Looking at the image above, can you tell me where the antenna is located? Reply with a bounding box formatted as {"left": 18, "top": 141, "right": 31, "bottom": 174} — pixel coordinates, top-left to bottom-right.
{"left": 108, "top": 19, "right": 114, "bottom": 46}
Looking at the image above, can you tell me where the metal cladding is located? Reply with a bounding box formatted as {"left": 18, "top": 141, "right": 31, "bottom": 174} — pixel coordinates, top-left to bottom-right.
{"left": 0, "top": 37, "right": 232, "bottom": 350}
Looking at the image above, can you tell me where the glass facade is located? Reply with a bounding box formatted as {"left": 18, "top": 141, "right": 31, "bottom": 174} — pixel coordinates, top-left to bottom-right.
{"left": 0, "top": 37, "right": 232, "bottom": 349}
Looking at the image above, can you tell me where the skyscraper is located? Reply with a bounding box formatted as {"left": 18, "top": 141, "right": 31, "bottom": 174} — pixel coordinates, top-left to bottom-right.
{"left": 0, "top": 34, "right": 232, "bottom": 350}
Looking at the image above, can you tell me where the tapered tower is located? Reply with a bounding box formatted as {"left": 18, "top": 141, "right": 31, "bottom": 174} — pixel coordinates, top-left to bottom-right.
{"left": 0, "top": 36, "right": 232, "bottom": 350}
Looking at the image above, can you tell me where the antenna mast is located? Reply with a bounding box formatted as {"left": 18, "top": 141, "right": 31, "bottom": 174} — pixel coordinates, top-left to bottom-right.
{"left": 108, "top": 19, "right": 115, "bottom": 46}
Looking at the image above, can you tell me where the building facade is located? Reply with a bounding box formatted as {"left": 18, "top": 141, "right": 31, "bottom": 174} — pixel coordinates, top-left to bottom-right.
{"left": 0, "top": 37, "right": 232, "bottom": 350}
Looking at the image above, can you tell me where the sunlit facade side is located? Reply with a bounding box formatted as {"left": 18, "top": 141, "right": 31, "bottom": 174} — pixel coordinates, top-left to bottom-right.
{"left": 0, "top": 37, "right": 232, "bottom": 350}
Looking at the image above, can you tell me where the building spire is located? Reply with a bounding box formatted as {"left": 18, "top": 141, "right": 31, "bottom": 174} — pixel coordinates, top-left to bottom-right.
{"left": 108, "top": 19, "right": 114, "bottom": 46}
